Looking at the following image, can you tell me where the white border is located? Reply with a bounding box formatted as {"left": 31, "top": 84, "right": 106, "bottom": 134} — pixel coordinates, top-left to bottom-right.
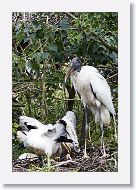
{"left": 0, "top": 0, "right": 130, "bottom": 184}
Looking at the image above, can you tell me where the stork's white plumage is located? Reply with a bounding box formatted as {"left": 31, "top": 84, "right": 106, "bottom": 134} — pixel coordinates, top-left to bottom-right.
{"left": 62, "top": 111, "right": 76, "bottom": 128}
{"left": 17, "top": 113, "right": 81, "bottom": 166}
{"left": 61, "top": 111, "right": 80, "bottom": 153}
{"left": 17, "top": 118, "right": 73, "bottom": 167}
{"left": 19, "top": 114, "right": 80, "bottom": 153}
{"left": 65, "top": 57, "right": 117, "bottom": 157}
{"left": 19, "top": 116, "right": 45, "bottom": 131}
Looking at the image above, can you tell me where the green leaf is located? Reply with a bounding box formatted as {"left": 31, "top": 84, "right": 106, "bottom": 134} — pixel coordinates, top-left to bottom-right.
{"left": 36, "top": 29, "right": 45, "bottom": 39}
{"left": 76, "top": 34, "right": 82, "bottom": 42}
{"left": 32, "top": 52, "right": 49, "bottom": 62}
{"left": 26, "top": 61, "right": 32, "bottom": 69}
{"left": 48, "top": 45, "right": 58, "bottom": 52}
{"left": 31, "top": 62, "right": 40, "bottom": 71}
{"left": 16, "top": 31, "right": 25, "bottom": 42}
{"left": 19, "top": 59, "right": 25, "bottom": 71}
{"left": 32, "top": 52, "right": 41, "bottom": 62}
{"left": 55, "top": 39, "right": 64, "bottom": 51}
{"left": 32, "top": 20, "right": 39, "bottom": 27}
{"left": 108, "top": 52, "right": 117, "bottom": 61}
{"left": 42, "top": 52, "right": 49, "bottom": 60}
{"left": 60, "top": 19, "right": 70, "bottom": 30}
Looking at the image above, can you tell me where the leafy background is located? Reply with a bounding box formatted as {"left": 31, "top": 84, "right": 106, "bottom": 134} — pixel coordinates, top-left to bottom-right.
{"left": 12, "top": 12, "right": 118, "bottom": 171}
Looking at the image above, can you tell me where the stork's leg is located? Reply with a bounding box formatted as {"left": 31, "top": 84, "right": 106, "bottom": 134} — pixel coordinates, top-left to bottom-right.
{"left": 100, "top": 122, "right": 106, "bottom": 156}
{"left": 99, "top": 109, "right": 107, "bottom": 157}
{"left": 47, "top": 154, "right": 51, "bottom": 167}
{"left": 83, "top": 106, "right": 89, "bottom": 158}
{"left": 41, "top": 156, "right": 46, "bottom": 167}
{"left": 113, "top": 115, "right": 117, "bottom": 140}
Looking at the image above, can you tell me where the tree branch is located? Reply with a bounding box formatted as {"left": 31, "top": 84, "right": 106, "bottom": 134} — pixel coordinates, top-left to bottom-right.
{"left": 91, "top": 31, "right": 118, "bottom": 53}
{"left": 64, "top": 12, "right": 77, "bottom": 20}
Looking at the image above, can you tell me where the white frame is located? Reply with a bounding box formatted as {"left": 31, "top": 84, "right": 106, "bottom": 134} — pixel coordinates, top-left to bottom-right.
{"left": 0, "top": 0, "right": 130, "bottom": 184}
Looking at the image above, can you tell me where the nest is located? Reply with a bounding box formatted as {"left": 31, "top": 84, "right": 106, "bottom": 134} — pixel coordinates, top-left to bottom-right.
{"left": 12, "top": 145, "right": 118, "bottom": 172}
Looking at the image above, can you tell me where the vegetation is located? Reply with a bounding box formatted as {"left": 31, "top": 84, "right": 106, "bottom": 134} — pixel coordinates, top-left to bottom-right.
{"left": 12, "top": 12, "right": 118, "bottom": 172}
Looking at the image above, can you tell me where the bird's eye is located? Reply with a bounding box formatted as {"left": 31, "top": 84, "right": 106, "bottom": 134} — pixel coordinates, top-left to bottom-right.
{"left": 76, "top": 58, "right": 81, "bottom": 64}
{"left": 48, "top": 129, "right": 52, "bottom": 133}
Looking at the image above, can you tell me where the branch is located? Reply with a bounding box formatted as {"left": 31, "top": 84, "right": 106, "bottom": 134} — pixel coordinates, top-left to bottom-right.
{"left": 12, "top": 104, "right": 25, "bottom": 107}
{"left": 106, "top": 73, "right": 118, "bottom": 83}
{"left": 51, "top": 160, "right": 78, "bottom": 168}
{"left": 91, "top": 31, "right": 118, "bottom": 53}
{"left": 64, "top": 12, "right": 77, "bottom": 20}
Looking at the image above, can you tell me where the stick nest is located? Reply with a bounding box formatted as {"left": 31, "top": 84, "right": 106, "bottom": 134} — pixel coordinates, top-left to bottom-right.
{"left": 12, "top": 145, "right": 118, "bottom": 172}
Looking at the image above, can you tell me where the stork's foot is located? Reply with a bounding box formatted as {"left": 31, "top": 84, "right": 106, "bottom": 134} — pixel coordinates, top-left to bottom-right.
{"left": 42, "top": 161, "right": 50, "bottom": 168}
{"left": 99, "top": 152, "right": 109, "bottom": 165}
{"left": 100, "top": 146, "right": 109, "bottom": 159}
{"left": 82, "top": 150, "right": 89, "bottom": 159}
{"left": 83, "top": 154, "right": 89, "bottom": 159}
{"left": 54, "top": 156, "right": 60, "bottom": 162}
{"left": 66, "top": 154, "right": 72, "bottom": 160}
{"left": 42, "top": 158, "right": 56, "bottom": 167}
{"left": 100, "top": 152, "right": 109, "bottom": 159}
{"left": 100, "top": 136, "right": 109, "bottom": 159}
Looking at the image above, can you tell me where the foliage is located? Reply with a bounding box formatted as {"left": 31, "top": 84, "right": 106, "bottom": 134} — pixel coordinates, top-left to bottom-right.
{"left": 12, "top": 12, "right": 118, "bottom": 171}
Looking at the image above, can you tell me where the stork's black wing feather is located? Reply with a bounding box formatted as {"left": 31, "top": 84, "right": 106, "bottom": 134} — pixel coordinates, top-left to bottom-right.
{"left": 58, "top": 119, "right": 67, "bottom": 127}
{"left": 24, "top": 122, "right": 38, "bottom": 131}
{"left": 90, "top": 83, "right": 97, "bottom": 99}
{"left": 55, "top": 136, "right": 73, "bottom": 143}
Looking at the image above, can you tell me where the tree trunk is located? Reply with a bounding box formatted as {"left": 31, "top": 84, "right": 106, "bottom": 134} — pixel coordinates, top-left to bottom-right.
{"left": 80, "top": 107, "right": 91, "bottom": 146}
{"left": 65, "top": 84, "right": 75, "bottom": 111}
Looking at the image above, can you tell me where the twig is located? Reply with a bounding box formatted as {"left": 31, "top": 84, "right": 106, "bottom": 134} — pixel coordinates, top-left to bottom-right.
{"left": 51, "top": 160, "right": 78, "bottom": 168}
{"left": 106, "top": 73, "right": 118, "bottom": 82}
{"left": 91, "top": 134, "right": 102, "bottom": 144}
{"left": 110, "top": 151, "right": 118, "bottom": 157}
{"left": 13, "top": 104, "right": 25, "bottom": 107}
{"left": 54, "top": 97, "right": 81, "bottom": 101}
{"left": 64, "top": 12, "right": 77, "bottom": 20}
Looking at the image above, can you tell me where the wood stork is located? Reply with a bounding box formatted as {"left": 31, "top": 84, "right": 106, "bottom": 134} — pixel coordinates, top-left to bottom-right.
{"left": 19, "top": 116, "right": 45, "bottom": 131}
{"left": 65, "top": 57, "right": 117, "bottom": 157}
{"left": 61, "top": 111, "right": 80, "bottom": 159}
{"left": 17, "top": 113, "right": 80, "bottom": 166}
{"left": 17, "top": 119, "right": 73, "bottom": 167}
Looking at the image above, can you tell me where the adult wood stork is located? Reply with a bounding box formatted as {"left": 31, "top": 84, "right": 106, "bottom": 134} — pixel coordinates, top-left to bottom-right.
{"left": 65, "top": 57, "right": 117, "bottom": 157}
{"left": 17, "top": 118, "right": 73, "bottom": 167}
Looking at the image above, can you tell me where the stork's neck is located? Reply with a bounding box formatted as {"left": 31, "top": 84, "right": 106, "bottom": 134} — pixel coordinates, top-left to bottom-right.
{"left": 71, "top": 66, "right": 81, "bottom": 78}
{"left": 76, "top": 65, "right": 82, "bottom": 72}
{"left": 71, "top": 70, "right": 79, "bottom": 79}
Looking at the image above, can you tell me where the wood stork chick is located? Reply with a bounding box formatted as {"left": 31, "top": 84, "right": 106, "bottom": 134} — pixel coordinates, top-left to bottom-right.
{"left": 19, "top": 115, "right": 80, "bottom": 152}
{"left": 61, "top": 111, "right": 80, "bottom": 156}
{"left": 17, "top": 119, "right": 73, "bottom": 167}
{"left": 19, "top": 116, "right": 45, "bottom": 131}
{"left": 65, "top": 57, "right": 117, "bottom": 157}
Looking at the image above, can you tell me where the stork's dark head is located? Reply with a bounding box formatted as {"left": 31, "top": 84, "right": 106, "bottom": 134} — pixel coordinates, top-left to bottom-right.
{"left": 65, "top": 57, "right": 82, "bottom": 82}
{"left": 70, "top": 57, "right": 82, "bottom": 71}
